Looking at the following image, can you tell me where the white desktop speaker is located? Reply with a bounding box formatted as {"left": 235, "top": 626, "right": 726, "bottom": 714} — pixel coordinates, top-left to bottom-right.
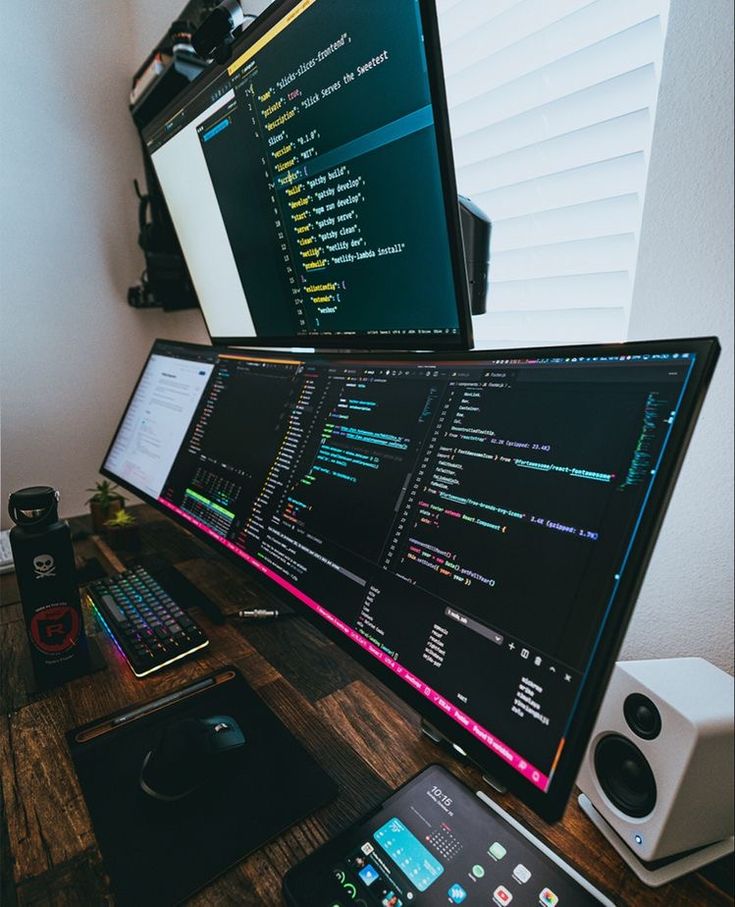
{"left": 576, "top": 658, "right": 734, "bottom": 887}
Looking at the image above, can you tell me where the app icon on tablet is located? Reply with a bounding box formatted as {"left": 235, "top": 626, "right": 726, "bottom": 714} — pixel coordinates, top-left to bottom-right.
{"left": 493, "top": 885, "right": 513, "bottom": 905}
{"left": 488, "top": 842, "right": 507, "bottom": 861}
{"left": 513, "top": 864, "right": 531, "bottom": 884}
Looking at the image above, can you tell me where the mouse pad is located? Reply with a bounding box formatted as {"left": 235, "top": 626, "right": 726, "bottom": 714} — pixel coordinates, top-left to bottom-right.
{"left": 67, "top": 666, "right": 338, "bottom": 906}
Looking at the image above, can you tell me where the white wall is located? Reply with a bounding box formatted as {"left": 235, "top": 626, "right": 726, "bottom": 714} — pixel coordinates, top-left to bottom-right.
{"left": 0, "top": 1, "right": 209, "bottom": 527}
{"left": 619, "top": 1, "right": 734, "bottom": 673}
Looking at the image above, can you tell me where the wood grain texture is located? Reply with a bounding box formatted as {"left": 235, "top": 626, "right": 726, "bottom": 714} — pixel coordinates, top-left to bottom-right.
{"left": 0, "top": 614, "right": 38, "bottom": 713}
{"left": 1, "top": 571, "right": 21, "bottom": 608}
{"left": 0, "top": 601, "right": 23, "bottom": 626}
{"left": 242, "top": 618, "right": 360, "bottom": 704}
{"left": 1, "top": 724, "right": 20, "bottom": 907}
{"left": 14, "top": 850, "right": 112, "bottom": 907}
{"left": 0, "top": 696, "right": 99, "bottom": 880}
{"left": 1, "top": 507, "right": 731, "bottom": 906}
{"left": 317, "top": 679, "right": 444, "bottom": 789}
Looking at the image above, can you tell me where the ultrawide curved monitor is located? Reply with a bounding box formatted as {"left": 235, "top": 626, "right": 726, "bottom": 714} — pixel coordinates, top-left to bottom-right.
{"left": 102, "top": 337, "right": 719, "bottom": 821}
{"left": 142, "top": 0, "right": 472, "bottom": 349}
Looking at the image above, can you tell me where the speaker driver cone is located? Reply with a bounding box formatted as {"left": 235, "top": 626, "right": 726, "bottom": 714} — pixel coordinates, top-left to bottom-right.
{"left": 594, "top": 733, "right": 657, "bottom": 818}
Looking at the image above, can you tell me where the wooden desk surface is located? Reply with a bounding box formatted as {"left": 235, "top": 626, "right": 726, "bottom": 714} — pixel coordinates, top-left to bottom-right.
{"left": 1, "top": 506, "right": 731, "bottom": 906}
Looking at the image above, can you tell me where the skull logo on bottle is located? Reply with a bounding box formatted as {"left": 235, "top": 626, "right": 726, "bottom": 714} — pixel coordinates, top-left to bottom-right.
{"left": 33, "top": 553, "right": 56, "bottom": 579}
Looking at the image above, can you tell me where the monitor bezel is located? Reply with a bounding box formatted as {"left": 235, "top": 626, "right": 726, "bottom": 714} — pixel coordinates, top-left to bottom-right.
{"left": 141, "top": 0, "right": 474, "bottom": 351}
{"left": 101, "top": 336, "right": 720, "bottom": 822}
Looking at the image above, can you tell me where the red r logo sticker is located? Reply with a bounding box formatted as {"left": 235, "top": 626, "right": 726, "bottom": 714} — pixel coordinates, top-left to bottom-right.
{"left": 30, "top": 605, "right": 80, "bottom": 654}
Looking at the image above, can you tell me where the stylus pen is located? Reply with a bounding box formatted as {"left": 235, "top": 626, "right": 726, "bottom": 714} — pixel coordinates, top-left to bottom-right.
{"left": 74, "top": 669, "right": 235, "bottom": 743}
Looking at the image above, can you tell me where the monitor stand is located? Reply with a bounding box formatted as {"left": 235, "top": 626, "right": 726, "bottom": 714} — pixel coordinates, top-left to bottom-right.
{"left": 420, "top": 718, "right": 507, "bottom": 794}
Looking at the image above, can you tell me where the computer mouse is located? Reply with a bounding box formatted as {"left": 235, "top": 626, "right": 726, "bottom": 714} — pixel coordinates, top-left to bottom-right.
{"left": 139, "top": 715, "right": 246, "bottom": 801}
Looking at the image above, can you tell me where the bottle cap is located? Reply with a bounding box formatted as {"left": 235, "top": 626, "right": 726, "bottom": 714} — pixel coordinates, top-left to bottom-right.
{"left": 8, "top": 486, "right": 60, "bottom": 526}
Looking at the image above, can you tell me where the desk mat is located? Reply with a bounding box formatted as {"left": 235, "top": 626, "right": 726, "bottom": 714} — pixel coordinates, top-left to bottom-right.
{"left": 67, "top": 666, "right": 338, "bottom": 906}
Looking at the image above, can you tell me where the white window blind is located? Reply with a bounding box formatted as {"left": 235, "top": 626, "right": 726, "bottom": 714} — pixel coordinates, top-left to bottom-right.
{"left": 436, "top": 0, "right": 670, "bottom": 347}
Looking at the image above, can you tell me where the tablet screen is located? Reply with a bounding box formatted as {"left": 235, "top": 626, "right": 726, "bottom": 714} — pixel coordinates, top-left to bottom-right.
{"left": 284, "top": 765, "right": 611, "bottom": 906}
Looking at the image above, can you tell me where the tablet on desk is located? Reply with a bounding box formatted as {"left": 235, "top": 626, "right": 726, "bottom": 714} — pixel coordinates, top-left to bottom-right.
{"left": 283, "top": 764, "right": 614, "bottom": 907}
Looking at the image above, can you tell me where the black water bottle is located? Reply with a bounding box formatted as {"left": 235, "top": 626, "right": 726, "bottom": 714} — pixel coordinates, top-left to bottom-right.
{"left": 9, "top": 486, "right": 90, "bottom": 689}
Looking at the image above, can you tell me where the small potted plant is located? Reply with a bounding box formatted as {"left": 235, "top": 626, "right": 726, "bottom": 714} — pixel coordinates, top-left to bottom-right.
{"left": 86, "top": 480, "right": 125, "bottom": 533}
{"left": 104, "top": 508, "right": 140, "bottom": 551}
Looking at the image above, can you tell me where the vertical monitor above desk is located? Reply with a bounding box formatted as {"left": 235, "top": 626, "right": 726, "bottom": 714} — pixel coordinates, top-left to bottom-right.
{"left": 102, "top": 337, "right": 719, "bottom": 822}
{"left": 141, "top": 0, "right": 472, "bottom": 349}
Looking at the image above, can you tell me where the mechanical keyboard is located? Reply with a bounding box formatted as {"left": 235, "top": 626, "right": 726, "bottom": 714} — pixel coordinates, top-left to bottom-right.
{"left": 85, "top": 565, "right": 209, "bottom": 677}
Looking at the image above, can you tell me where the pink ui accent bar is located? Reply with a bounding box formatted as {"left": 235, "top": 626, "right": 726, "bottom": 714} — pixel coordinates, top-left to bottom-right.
{"left": 159, "top": 497, "right": 550, "bottom": 791}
